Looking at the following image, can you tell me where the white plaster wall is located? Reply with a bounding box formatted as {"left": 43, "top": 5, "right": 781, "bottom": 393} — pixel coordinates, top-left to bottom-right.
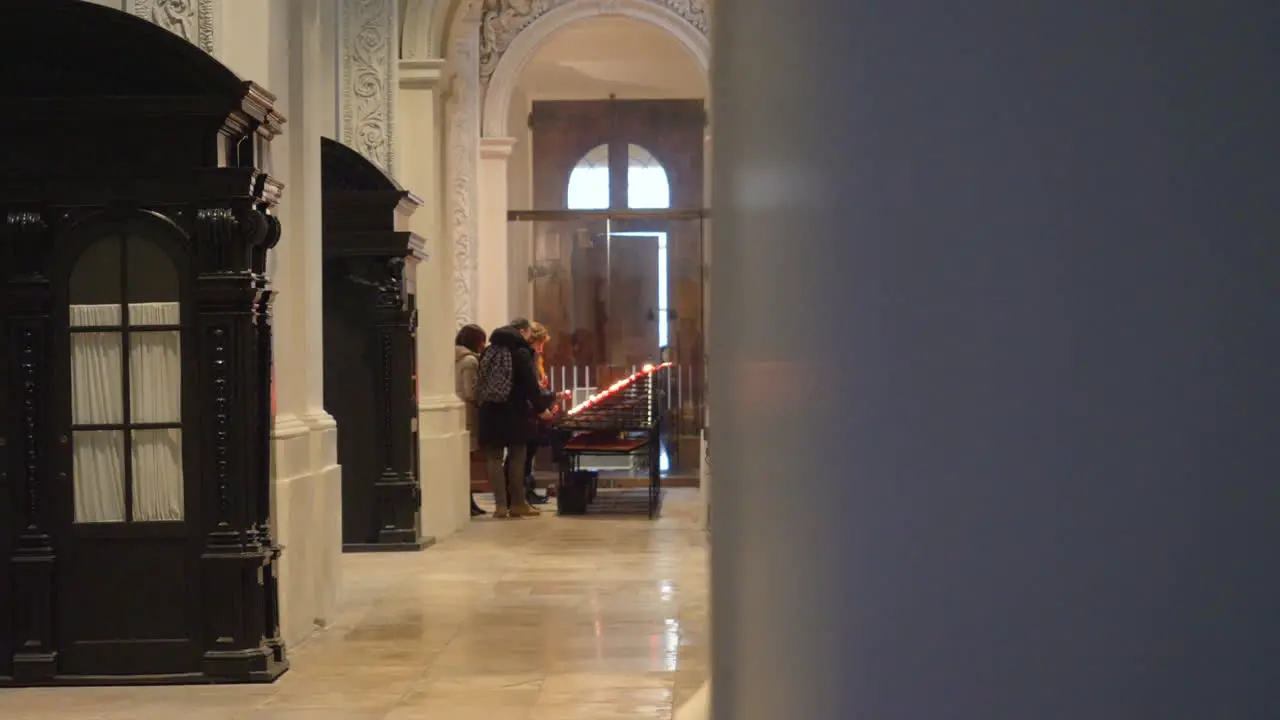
{"left": 221, "top": 0, "right": 344, "bottom": 650}
{"left": 399, "top": 58, "right": 472, "bottom": 543}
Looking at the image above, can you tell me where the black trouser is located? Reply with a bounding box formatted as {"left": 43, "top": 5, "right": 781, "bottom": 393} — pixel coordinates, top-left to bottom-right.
{"left": 524, "top": 439, "right": 539, "bottom": 492}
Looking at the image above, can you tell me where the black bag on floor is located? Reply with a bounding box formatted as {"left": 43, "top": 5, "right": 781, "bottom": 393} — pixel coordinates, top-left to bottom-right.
{"left": 557, "top": 470, "right": 596, "bottom": 515}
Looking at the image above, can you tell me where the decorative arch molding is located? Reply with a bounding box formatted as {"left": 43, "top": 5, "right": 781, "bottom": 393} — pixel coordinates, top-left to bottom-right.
{"left": 481, "top": 0, "right": 710, "bottom": 138}
{"left": 437, "top": 0, "right": 709, "bottom": 326}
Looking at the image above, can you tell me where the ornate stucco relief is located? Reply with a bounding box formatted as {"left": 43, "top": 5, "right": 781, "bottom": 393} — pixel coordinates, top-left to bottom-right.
{"left": 342, "top": 0, "right": 396, "bottom": 171}
{"left": 131, "top": 0, "right": 216, "bottom": 54}
{"left": 446, "top": 30, "right": 481, "bottom": 327}
{"left": 477, "top": 0, "right": 708, "bottom": 80}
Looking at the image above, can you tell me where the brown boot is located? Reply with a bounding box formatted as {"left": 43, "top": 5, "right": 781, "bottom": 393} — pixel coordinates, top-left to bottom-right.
{"left": 509, "top": 503, "right": 542, "bottom": 518}
{"left": 492, "top": 507, "right": 511, "bottom": 519}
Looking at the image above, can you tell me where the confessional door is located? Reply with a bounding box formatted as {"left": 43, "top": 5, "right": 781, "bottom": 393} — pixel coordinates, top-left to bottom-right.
{"left": 53, "top": 226, "right": 201, "bottom": 675}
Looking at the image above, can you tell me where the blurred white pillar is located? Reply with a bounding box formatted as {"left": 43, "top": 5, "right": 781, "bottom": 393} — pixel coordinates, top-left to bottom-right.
{"left": 711, "top": 2, "right": 1280, "bottom": 718}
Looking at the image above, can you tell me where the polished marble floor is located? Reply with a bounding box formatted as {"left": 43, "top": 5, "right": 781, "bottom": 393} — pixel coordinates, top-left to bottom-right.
{"left": 0, "top": 489, "right": 708, "bottom": 720}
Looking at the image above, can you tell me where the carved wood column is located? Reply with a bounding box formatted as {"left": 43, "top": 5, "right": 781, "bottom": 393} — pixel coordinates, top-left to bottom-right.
{"left": 193, "top": 198, "right": 287, "bottom": 680}
{"left": 370, "top": 257, "right": 422, "bottom": 546}
{"left": 2, "top": 210, "right": 57, "bottom": 682}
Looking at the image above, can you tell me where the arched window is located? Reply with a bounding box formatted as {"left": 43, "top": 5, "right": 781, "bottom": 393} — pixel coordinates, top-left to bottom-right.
{"left": 565, "top": 143, "right": 672, "bottom": 210}
{"left": 626, "top": 144, "right": 670, "bottom": 210}
{"left": 566, "top": 144, "right": 609, "bottom": 210}
{"left": 69, "top": 232, "right": 185, "bottom": 524}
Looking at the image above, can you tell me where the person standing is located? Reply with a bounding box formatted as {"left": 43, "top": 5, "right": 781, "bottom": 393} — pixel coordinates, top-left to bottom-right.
{"left": 518, "top": 322, "right": 557, "bottom": 505}
{"left": 476, "top": 317, "right": 554, "bottom": 518}
{"left": 454, "top": 324, "right": 488, "bottom": 517}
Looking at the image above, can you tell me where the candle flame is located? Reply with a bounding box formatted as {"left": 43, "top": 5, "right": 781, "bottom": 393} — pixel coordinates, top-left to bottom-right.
{"left": 566, "top": 362, "right": 674, "bottom": 415}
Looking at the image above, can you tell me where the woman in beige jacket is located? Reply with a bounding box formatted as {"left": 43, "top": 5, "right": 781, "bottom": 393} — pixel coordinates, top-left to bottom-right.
{"left": 455, "top": 324, "right": 487, "bottom": 516}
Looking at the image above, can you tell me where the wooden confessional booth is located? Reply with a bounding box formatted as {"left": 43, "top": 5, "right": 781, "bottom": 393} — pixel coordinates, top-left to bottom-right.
{"left": 0, "top": 2, "right": 288, "bottom": 685}
{"left": 320, "top": 138, "right": 429, "bottom": 552}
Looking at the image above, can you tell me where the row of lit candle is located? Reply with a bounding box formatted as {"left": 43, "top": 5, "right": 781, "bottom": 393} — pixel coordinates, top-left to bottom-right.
{"left": 565, "top": 362, "right": 674, "bottom": 416}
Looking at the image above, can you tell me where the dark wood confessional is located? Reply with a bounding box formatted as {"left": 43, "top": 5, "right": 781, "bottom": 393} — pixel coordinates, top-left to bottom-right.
{"left": 0, "top": 1, "right": 288, "bottom": 685}
{"left": 320, "top": 138, "right": 429, "bottom": 553}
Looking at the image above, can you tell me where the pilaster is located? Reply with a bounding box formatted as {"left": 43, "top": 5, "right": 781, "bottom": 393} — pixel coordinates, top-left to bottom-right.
{"left": 130, "top": 0, "right": 218, "bottom": 55}
{"left": 478, "top": 136, "right": 517, "bottom": 334}
{"left": 399, "top": 56, "right": 471, "bottom": 541}
{"left": 339, "top": 0, "right": 397, "bottom": 172}
{"left": 446, "top": 27, "right": 481, "bottom": 328}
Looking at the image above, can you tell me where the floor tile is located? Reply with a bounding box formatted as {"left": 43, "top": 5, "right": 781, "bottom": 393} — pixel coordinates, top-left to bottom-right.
{"left": 0, "top": 489, "right": 708, "bottom": 720}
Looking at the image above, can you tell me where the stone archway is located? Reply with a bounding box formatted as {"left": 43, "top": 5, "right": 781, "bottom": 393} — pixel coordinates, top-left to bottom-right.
{"left": 437, "top": 0, "right": 709, "bottom": 327}
{"left": 480, "top": 0, "right": 710, "bottom": 137}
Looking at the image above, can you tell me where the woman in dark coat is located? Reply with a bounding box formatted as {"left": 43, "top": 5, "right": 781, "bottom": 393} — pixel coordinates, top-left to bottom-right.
{"left": 478, "top": 318, "right": 554, "bottom": 517}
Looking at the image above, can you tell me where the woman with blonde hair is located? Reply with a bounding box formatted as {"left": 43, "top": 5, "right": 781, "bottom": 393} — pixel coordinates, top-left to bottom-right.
{"left": 518, "top": 322, "right": 557, "bottom": 505}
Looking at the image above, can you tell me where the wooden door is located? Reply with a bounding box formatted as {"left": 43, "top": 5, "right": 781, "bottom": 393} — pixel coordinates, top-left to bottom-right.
{"left": 52, "top": 221, "right": 201, "bottom": 676}
{"left": 529, "top": 98, "right": 704, "bottom": 374}
{"left": 605, "top": 235, "right": 661, "bottom": 371}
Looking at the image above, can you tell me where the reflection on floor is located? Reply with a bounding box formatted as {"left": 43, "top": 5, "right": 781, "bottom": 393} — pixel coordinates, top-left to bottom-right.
{"left": 0, "top": 489, "right": 708, "bottom": 720}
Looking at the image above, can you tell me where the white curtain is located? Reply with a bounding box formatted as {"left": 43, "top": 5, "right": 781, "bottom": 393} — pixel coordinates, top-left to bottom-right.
{"left": 73, "top": 431, "right": 125, "bottom": 524}
{"left": 72, "top": 304, "right": 125, "bottom": 523}
{"left": 128, "top": 303, "right": 181, "bottom": 423}
{"left": 71, "top": 302, "right": 183, "bottom": 523}
{"left": 129, "top": 302, "right": 183, "bottom": 521}
{"left": 70, "top": 304, "right": 122, "bottom": 425}
{"left": 132, "top": 429, "right": 183, "bottom": 521}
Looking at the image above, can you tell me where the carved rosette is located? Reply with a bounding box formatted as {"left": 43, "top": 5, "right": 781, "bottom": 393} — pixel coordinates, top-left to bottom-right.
{"left": 477, "top": 0, "right": 709, "bottom": 80}
{"left": 342, "top": 0, "right": 395, "bottom": 172}
{"left": 131, "top": 0, "right": 216, "bottom": 54}
{"left": 447, "top": 30, "right": 481, "bottom": 328}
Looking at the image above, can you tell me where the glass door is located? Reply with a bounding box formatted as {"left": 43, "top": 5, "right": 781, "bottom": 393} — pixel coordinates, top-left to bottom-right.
{"left": 512, "top": 210, "right": 706, "bottom": 476}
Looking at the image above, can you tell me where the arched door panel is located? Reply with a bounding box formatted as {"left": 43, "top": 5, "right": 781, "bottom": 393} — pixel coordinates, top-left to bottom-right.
{"left": 53, "top": 218, "right": 200, "bottom": 676}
